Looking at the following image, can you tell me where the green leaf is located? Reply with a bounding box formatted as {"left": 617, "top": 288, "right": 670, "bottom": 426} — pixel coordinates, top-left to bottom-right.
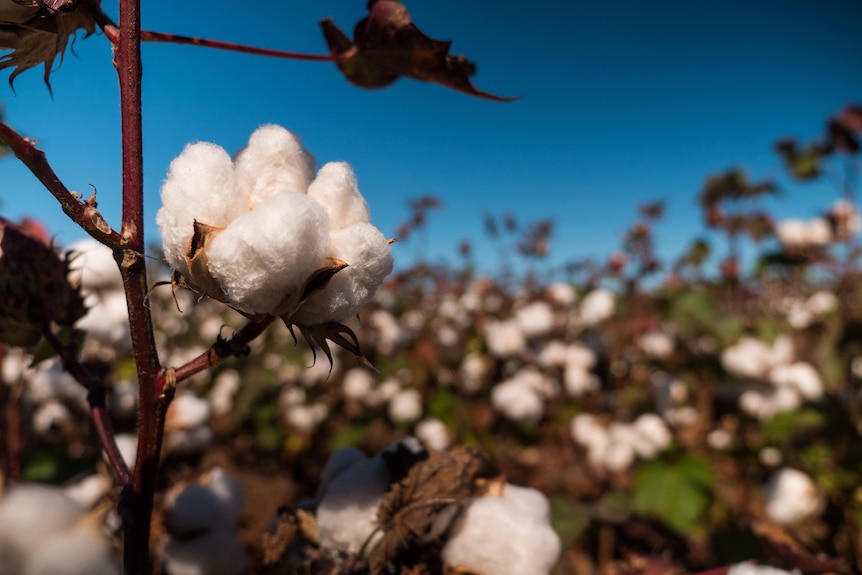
{"left": 633, "top": 455, "right": 714, "bottom": 534}
{"left": 549, "top": 497, "right": 590, "bottom": 548}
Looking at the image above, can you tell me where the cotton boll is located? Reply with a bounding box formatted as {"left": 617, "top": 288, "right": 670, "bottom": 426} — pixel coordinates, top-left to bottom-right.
{"left": 165, "top": 427, "right": 213, "bottom": 455}
{"left": 32, "top": 400, "right": 71, "bottom": 434}
{"left": 316, "top": 448, "right": 366, "bottom": 502}
{"left": 388, "top": 388, "right": 423, "bottom": 424}
{"left": 77, "top": 290, "right": 131, "bottom": 350}
{"left": 564, "top": 343, "right": 597, "bottom": 371}
{"left": 157, "top": 142, "right": 244, "bottom": 275}
{"left": 209, "top": 370, "right": 240, "bottom": 417}
{"left": 285, "top": 402, "right": 328, "bottom": 434}
{"left": 775, "top": 219, "right": 806, "bottom": 251}
{"left": 764, "top": 468, "right": 823, "bottom": 525}
{"left": 546, "top": 282, "right": 577, "bottom": 306}
{"left": 563, "top": 365, "right": 600, "bottom": 398}
{"left": 28, "top": 359, "right": 88, "bottom": 409}
{"left": 316, "top": 454, "right": 390, "bottom": 555}
{"left": 166, "top": 469, "right": 243, "bottom": 536}
{"left": 442, "top": 483, "right": 560, "bottom": 575}
{"left": 109, "top": 380, "right": 138, "bottom": 420}
{"left": 631, "top": 413, "right": 672, "bottom": 459}
{"left": 63, "top": 475, "right": 109, "bottom": 510}
{"left": 536, "top": 340, "right": 568, "bottom": 367}
{"left": 66, "top": 239, "right": 122, "bottom": 292}
{"left": 22, "top": 522, "right": 120, "bottom": 575}
{"left": 579, "top": 289, "right": 615, "bottom": 325}
{"left": 726, "top": 564, "right": 799, "bottom": 575}
{"left": 570, "top": 413, "right": 608, "bottom": 453}
{"left": 112, "top": 434, "right": 138, "bottom": 472}
{"left": 0, "top": 484, "right": 85, "bottom": 575}
{"left": 234, "top": 124, "right": 315, "bottom": 207}
{"left": 484, "top": 319, "right": 526, "bottom": 358}
{"left": 161, "top": 529, "right": 247, "bottom": 575}
{"left": 707, "top": 429, "right": 733, "bottom": 450}
{"left": 291, "top": 223, "right": 394, "bottom": 324}
{"left": 806, "top": 290, "right": 838, "bottom": 317}
{"left": 805, "top": 218, "right": 832, "bottom": 246}
{"left": 415, "top": 418, "right": 451, "bottom": 451}
{"left": 638, "top": 331, "right": 674, "bottom": 359}
{"left": 721, "top": 335, "right": 793, "bottom": 380}
{"left": 492, "top": 379, "right": 544, "bottom": 423}
{"left": 343, "top": 368, "right": 375, "bottom": 400}
{"left": 167, "top": 392, "right": 211, "bottom": 430}
{"left": 206, "top": 192, "right": 329, "bottom": 315}
{"left": 459, "top": 352, "right": 489, "bottom": 393}
{"left": 604, "top": 423, "right": 637, "bottom": 472}
{"left": 514, "top": 301, "right": 555, "bottom": 339}
{"left": 307, "top": 162, "right": 370, "bottom": 231}
{"left": 768, "top": 362, "right": 824, "bottom": 400}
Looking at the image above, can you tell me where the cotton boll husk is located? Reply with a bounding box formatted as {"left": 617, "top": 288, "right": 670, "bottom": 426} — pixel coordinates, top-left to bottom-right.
{"left": 768, "top": 362, "right": 824, "bottom": 400}
{"left": 514, "top": 300, "right": 555, "bottom": 339}
{"left": 161, "top": 529, "right": 247, "bottom": 575}
{"left": 415, "top": 418, "right": 451, "bottom": 451}
{"left": 234, "top": 125, "right": 315, "bottom": 207}
{"left": 316, "top": 454, "right": 390, "bottom": 555}
{"left": 206, "top": 192, "right": 329, "bottom": 315}
{"left": 491, "top": 379, "right": 544, "bottom": 423}
{"left": 388, "top": 388, "right": 423, "bottom": 424}
{"left": 0, "top": 484, "right": 85, "bottom": 575}
{"left": 66, "top": 239, "right": 122, "bottom": 292}
{"left": 442, "top": 483, "right": 560, "bottom": 575}
{"left": 157, "top": 142, "right": 244, "bottom": 275}
{"left": 22, "top": 523, "right": 120, "bottom": 575}
{"left": 764, "top": 468, "right": 823, "bottom": 526}
{"left": 307, "top": 162, "right": 370, "bottom": 231}
{"left": 291, "top": 223, "right": 393, "bottom": 324}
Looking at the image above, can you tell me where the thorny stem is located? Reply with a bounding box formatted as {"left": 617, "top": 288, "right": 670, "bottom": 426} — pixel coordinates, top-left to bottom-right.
{"left": 101, "top": 26, "right": 339, "bottom": 62}
{"left": 41, "top": 329, "right": 131, "bottom": 484}
{"left": 167, "top": 317, "right": 274, "bottom": 388}
{"left": 0, "top": 122, "right": 127, "bottom": 250}
{"left": 113, "top": 0, "right": 163, "bottom": 573}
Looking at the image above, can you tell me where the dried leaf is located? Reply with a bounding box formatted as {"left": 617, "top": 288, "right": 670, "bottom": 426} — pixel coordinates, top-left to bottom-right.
{"left": 367, "top": 446, "right": 488, "bottom": 570}
{"left": 0, "top": 0, "right": 101, "bottom": 92}
{"left": 288, "top": 320, "right": 374, "bottom": 372}
{"left": 320, "top": 0, "right": 516, "bottom": 101}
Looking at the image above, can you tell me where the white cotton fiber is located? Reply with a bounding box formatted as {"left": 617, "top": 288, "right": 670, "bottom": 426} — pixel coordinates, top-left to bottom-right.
{"left": 492, "top": 379, "right": 544, "bottom": 423}
{"left": 23, "top": 526, "right": 120, "bottom": 575}
{"left": 234, "top": 125, "right": 315, "bottom": 207}
{"left": 161, "top": 529, "right": 247, "bottom": 575}
{"left": 206, "top": 193, "right": 329, "bottom": 314}
{"left": 307, "top": 162, "right": 370, "bottom": 231}
{"left": 443, "top": 483, "right": 560, "bottom": 575}
{"left": 291, "top": 223, "right": 393, "bottom": 324}
{"left": 66, "top": 239, "right": 121, "bottom": 292}
{"left": 157, "top": 142, "right": 244, "bottom": 274}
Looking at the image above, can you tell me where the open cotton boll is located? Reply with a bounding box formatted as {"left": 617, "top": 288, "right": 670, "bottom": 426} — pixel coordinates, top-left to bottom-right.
{"left": 578, "top": 288, "right": 615, "bottom": 325}
{"left": 77, "top": 290, "right": 131, "bottom": 350}
{"left": 514, "top": 300, "right": 555, "bottom": 339}
{"left": 234, "top": 124, "right": 315, "bottom": 207}
{"left": 162, "top": 528, "right": 247, "bottom": 575}
{"left": 631, "top": 413, "right": 672, "bottom": 459}
{"left": 563, "top": 365, "right": 600, "bottom": 397}
{"left": 415, "top": 418, "right": 452, "bottom": 451}
{"left": 166, "top": 471, "right": 243, "bottom": 535}
{"left": 0, "top": 484, "right": 85, "bottom": 575}
{"left": 290, "top": 223, "right": 393, "bottom": 324}
{"left": 206, "top": 193, "right": 329, "bottom": 315}
{"left": 764, "top": 468, "right": 823, "bottom": 526}
{"left": 484, "top": 319, "right": 526, "bottom": 357}
{"left": 166, "top": 392, "right": 212, "bottom": 430}
{"left": 23, "top": 524, "right": 120, "bottom": 575}
{"left": 443, "top": 483, "right": 560, "bottom": 575}
{"left": 768, "top": 362, "right": 824, "bottom": 400}
{"left": 492, "top": 378, "right": 545, "bottom": 423}
{"left": 388, "top": 388, "right": 423, "bottom": 424}
{"left": 316, "top": 454, "right": 390, "bottom": 555}
{"left": 66, "top": 239, "right": 122, "bottom": 292}
{"left": 307, "top": 162, "right": 370, "bottom": 231}
{"left": 157, "top": 142, "right": 244, "bottom": 276}
{"left": 727, "top": 563, "right": 800, "bottom": 575}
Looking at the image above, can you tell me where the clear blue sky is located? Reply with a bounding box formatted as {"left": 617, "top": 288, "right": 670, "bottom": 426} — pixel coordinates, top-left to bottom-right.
{"left": 2, "top": 1, "right": 861, "bottom": 274}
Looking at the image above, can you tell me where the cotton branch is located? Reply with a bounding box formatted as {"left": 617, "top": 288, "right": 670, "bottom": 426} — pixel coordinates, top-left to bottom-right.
{"left": 101, "top": 25, "right": 337, "bottom": 62}
{"left": 0, "top": 122, "right": 126, "bottom": 249}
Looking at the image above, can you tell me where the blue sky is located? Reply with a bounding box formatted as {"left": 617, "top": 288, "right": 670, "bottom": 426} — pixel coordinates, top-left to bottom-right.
{"left": 2, "top": 1, "right": 861, "bottom": 275}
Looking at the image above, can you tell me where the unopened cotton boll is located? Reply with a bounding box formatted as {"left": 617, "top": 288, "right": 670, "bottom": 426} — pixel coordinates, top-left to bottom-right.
{"left": 578, "top": 289, "right": 615, "bottom": 326}
{"left": 514, "top": 300, "right": 555, "bottom": 339}
{"left": 764, "top": 468, "right": 822, "bottom": 525}
{"left": 316, "top": 453, "right": 390, "bottom": 555}
{"left": 388, "top": 388, "right": 423, "bottom": 424}
{"left": 442, "top": 483, "right": 560, "bottom": 575}
{"left": 484, "top": 319, "right": 526, "bottom": 357}
{"left": 415, "top": 418, "right": 452, "bottom": 451}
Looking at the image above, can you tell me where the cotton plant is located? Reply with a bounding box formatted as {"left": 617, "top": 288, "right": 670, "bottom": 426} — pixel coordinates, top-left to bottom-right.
{"left": 157, "top": 124, "right": 394, "bottom": 363}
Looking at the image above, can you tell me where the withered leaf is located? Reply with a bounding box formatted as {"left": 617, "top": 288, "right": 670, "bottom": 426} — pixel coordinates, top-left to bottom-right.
{"left": 0, "top": 0, "right": 101, "bottom": 92}
{"left": 367, "top": 446, "right": 488, "bottom": 571}
{"left": 320, "top": 0, "right": 516, "bottom": 101}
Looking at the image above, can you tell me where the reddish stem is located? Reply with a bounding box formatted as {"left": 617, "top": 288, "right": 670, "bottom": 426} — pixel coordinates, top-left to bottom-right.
{"left": 102, "top": 26, "right": 338, "bottom": 62}
{"left": 0, "top": 122, "right": 126, "bottom": 249}
{"left": 167, "top": 317, "right": 274, "bottom": 387}
{"left": 114, "top": 1, "right": 164, "bottom": 573}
